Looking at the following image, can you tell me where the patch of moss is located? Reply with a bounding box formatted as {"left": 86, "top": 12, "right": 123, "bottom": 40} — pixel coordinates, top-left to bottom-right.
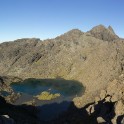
{"left": 35, "top": 91, "right": 60, "bottom": 100}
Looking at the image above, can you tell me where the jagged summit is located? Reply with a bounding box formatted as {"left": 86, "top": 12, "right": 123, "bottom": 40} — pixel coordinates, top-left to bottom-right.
{"left": 87, "top": 24, "right": 119, "bottom": 41}
{"left": 108, "top": 25, "right": 116, "bottom": 34}
{"left": 56, "top": 25, "right": 119, "bottom": 42}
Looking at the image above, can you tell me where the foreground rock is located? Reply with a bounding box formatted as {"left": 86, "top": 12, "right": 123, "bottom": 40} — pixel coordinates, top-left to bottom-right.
{"left": 0, "top": 96, "right": 41, "bottom": 124}
{"left": 0, "top": 115, "right": 15, "bottom": 124}
{"left": 85, "top": 74, "right": 124, "bottom": 124}
{"left": 48, "top": 75, "right": 124, "bottom": 124}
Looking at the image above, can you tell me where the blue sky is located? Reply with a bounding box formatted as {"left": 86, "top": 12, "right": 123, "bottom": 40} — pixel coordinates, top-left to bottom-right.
{"left": 0, "top": 0, "right": 124, "bottom": 42}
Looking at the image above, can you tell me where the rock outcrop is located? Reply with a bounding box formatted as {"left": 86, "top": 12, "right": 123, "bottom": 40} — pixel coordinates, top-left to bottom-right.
{"left": 0, "top": 76, "right": 21, "bottom": 104}
{"left": 85, "top": 74, "right": 124, "bottom": 124}
{"left": 87, "top": 25, "right": 119, "bottom": 41}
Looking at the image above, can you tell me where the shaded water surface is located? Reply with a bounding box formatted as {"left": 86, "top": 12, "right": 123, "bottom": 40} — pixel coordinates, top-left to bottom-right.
{"left": 10, "top": 78, "right": 85, "bottom": 121}
{"left": 11, "top": 78, "right": 84, "bottom": 97}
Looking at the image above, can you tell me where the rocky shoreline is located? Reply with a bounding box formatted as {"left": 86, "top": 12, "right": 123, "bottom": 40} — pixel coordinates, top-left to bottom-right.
{"left": 0, "top": 76, "right": 22, "bottom": 104}
{"left": 0, "top": 74, "right": 124, "bottom": 124}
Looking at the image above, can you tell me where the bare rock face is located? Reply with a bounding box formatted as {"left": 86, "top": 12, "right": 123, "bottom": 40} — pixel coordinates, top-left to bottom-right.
{"left": 100, "top": 90, "right": 107, "bottom": 100}
{"left": 115, "top": 100, "right": 124, "bottom": 116}
{"left": 108, "top": 25, "right": 116, "bottom": 34}
{"left": 56, "top": 29, "right": 83, "bottom": 42}
{"left": 87, "top": 25, "right": 119, "bottom": 41}
{"left": 0, "top": 76, "right": 22, "bottom": 104}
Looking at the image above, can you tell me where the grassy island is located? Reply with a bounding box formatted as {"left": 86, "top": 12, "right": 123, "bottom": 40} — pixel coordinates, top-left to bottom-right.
{"left": 35, "top": 91, "right": 60, "bottom": 100}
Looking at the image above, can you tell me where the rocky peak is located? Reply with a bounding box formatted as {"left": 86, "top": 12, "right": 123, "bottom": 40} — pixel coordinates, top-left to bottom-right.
{"left": 87, "top": 25, "right": 119, "bottom": 41}
{"left": 55, "top": 29, "right": 83, "bottom": 41}
{"left": 91, "top": 24, "right": 106, "bottom": 30}
{"left": 65, "top": 29, "right": 83, "bottom": 35}
{"left": 108, "top": 25, "right": 116, "bottom": 34}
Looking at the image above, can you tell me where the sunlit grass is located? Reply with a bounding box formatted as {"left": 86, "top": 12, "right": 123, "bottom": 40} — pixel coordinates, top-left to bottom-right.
{"left": 35, "top": 91, "right": 60, "bottom": 100}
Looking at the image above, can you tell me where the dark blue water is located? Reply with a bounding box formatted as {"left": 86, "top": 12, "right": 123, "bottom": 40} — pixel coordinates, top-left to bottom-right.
{"left": 11, "top": 78, "right": 84, "bottom": 97}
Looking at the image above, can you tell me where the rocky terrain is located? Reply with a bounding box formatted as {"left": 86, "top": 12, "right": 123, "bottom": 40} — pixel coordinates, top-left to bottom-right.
{"left": 86, "top": 74, "right": 124, "bottom": 124}
{"left": 0, "top": 75, "right": 124, "bottom": 124}
{"left": 0, "top": 25, "right": 124, "bottom": 123}
{"left": 0, "top": 76, "right": 22, "bottom": 103}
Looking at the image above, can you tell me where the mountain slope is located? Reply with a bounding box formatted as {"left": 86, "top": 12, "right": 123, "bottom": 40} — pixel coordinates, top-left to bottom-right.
{"left": 0, "top": 25, "right": 124, "bottom": 106}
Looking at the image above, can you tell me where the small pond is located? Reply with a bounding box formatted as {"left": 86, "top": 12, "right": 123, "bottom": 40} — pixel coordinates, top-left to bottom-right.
{"left": 10, "top": 78, "right": 85, "bottom": 121}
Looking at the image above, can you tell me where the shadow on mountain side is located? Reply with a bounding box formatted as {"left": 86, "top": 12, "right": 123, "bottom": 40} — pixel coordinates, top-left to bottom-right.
{"left": 37, "top": 101, "right": 71, "bottom": 121}
{"left": 0, "top": 96, "right": 41, "bottom": 124}
{"left": 48, "top": 101, "right": 95, "bottom": 124}
{"left": 0, "top": 95, "right": 92, "bottom": 124}
{"left": 93, "top": 100, "right": 115, "bottom": 124}
{"left": 0, "top": 95, "right": 117, "bottom": 124}
{"left": 49, "top": 99, "right": 116, "bottom": 124}
{"left": 14, "top": 77, "right": 84, "bottom": 88}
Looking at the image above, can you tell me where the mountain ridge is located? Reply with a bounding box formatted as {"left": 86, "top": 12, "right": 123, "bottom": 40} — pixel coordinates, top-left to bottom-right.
{"left": 0, "top": 25, "right": 124, "bottom": 107}
{"left": 1, "top": 25, "right": 121, "bottom": 44}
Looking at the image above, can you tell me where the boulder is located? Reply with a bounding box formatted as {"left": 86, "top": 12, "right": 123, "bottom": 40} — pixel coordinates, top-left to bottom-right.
{"left": 0, "top": 115, "right": 15, "bottom": 124}
{"left": 100, "top": 90, "right": 107, "bottom": 100}
{"left": 114, "top": 100, "right": 124, "bottom": 116}
{"left": 97, "top": 117, "right": 106, "bottom": 123}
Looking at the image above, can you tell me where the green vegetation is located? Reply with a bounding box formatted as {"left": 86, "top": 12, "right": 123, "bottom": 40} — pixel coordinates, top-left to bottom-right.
{"left": 35, "top": 91, "right": 60, "bottom": 100}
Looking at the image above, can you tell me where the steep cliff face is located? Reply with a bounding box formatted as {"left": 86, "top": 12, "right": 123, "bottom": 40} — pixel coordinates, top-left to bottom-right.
{"left": 0, "top": 25, "right": 124, "bottom": 105}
